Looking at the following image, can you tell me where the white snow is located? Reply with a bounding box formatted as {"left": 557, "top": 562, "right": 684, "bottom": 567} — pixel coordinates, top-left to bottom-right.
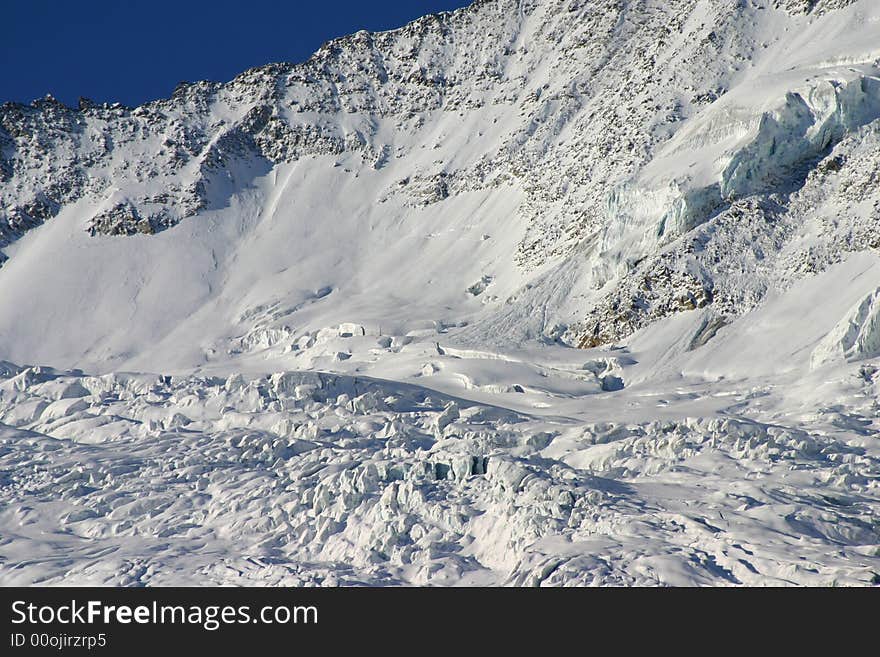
{"left": 1, "top": 0, "right": 879, "bottom": 586}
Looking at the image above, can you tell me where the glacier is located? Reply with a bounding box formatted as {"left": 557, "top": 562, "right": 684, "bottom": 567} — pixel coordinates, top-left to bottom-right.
{"left": 0, "top": 0, "right": 879, "bottom": 586}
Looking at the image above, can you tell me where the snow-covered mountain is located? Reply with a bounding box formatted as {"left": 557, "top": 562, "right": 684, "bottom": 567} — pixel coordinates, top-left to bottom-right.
{"left": 1, "top": 0, "right": 879, "bottom": 585}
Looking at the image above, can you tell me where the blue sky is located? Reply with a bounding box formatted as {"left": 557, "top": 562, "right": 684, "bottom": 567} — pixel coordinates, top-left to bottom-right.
{"left": 2, "top": 1, "right": 472, "bottom": 107}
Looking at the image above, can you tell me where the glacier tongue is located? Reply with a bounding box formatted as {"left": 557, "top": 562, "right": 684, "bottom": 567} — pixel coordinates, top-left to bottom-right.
{"left": 1, "top": 335, "right": 879, "bottom": 586}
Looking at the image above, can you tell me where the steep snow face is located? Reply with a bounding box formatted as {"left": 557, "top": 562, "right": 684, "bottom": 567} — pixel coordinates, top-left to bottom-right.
{"left": 2, "top": 0, "right": 880, "bottom": 586}
{"left": 3, "top": 0, "right": 879, "bottom": 361}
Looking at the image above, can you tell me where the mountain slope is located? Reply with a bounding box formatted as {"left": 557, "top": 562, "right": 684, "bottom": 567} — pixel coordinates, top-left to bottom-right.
{"left": 1, "top": 0, "right": 877, "bottom": 367}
